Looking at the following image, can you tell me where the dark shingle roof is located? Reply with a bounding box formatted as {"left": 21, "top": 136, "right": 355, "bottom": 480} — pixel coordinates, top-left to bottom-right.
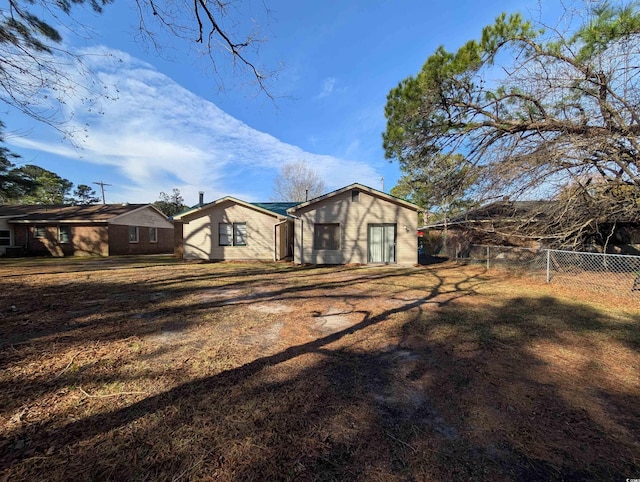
{"left": 0, "top": 204, "right": 150, "bottom": 222}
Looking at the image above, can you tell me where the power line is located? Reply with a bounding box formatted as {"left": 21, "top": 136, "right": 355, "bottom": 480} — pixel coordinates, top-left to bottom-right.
{"left": 93, "top": 181, "right": 112, "bottom": 204}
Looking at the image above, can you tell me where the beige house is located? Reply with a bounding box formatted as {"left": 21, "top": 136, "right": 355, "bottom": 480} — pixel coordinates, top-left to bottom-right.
{"left": 0, "top": 204, "right": 174, "bottom": 257}
{"left": 288, "top": 183, "right": 420, "bottom": 265}
{"left": 174, "top": 184, "right": 420, "bottom": 265}
{"left": 173, "top": 198, "right": 296, "bottom": 261}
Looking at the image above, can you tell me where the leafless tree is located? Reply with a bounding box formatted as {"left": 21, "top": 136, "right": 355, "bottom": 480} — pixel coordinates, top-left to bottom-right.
{"left": 0, "top": 0, "right": 276, "bottom": 137}
{"left": 384, "top": 3, "right": 640, "bottom": 248}
{"left": 271, "top": 160, "right": 326, "bottom": 202}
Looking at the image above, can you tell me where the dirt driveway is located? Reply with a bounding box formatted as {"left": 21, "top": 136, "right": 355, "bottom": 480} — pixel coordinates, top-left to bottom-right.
{"left": 0, "top": 259, "right": 638, "bottom": 480}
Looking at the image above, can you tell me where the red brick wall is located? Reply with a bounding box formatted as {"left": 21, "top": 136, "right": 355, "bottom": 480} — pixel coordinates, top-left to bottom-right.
{"left": 18, "top": 224, "right": 109, "bottom": 257}
{"left": 13, "top": 225, "right": 28, "bottom": 247}
{"left": 108, "top": 225, "right": 173, "bottom": 255}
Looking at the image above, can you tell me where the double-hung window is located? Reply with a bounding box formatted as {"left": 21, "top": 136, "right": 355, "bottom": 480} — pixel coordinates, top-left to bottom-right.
{"left": 58, "top": 225, "right": 71, "bottom": 243}
{"left": 219, "top": 223, "right": 247, "bottom": 246}
{"left": 34, "top": 225, "right": 46, "bottom": 238}
{"left": 129, "top": 226, "right": 139, "bottom": 243}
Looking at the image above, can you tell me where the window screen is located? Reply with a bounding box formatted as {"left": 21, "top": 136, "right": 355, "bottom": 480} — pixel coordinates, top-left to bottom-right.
{"left": 128, "top": 226, "right": 139, "bottom": 243}
{"left": 313, "top": 224, "right": 340, "bottom": 250}
{"left": 220, "top": 223, "right": 247, "bottom": 246}
{"left": 234, "top": 223, "right": 247, "bottom": 246}
{"left": 219, "top": 223, "right": 232, "bottom": 246}
{"left": 58, "top": 225, "right": 71, "bottom": 243}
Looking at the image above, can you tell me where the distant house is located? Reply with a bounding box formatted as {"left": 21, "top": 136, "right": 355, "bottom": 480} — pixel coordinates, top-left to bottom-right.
{"left": 422, "top": 200, "right": 640, "bottom": 256}
{"left": 173, "top": 198, "right": 297, "bottom": 261}
{"left": 0, "top": 204, "right": 174, "bottom": 257}
{"left": 288, "top": 183, "right": 420, "bottom": 265}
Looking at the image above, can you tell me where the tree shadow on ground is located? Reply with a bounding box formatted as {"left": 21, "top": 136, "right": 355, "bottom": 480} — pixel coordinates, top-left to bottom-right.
{"left": 0, "top": 263, "right": 638, "bottom": 480}
{"left": 418, "top": 253, "right": 449, "bottom": 266}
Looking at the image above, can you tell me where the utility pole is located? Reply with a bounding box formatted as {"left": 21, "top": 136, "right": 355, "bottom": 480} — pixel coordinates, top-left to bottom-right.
{"left": 93, "top": 181, "right": 112, "bottom": 204}
{"left": 381, "top": 176, "right": 384, "bottom": 192}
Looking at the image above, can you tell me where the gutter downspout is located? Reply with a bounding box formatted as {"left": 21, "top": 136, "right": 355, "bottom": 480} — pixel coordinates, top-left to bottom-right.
{"left": 274, "top": 219, "right": 288, "bottom": 261}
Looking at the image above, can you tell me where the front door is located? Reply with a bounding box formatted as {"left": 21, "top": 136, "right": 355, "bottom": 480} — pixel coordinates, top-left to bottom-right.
{"left": 368, "top": 224, "right": 396, "bottom": 263}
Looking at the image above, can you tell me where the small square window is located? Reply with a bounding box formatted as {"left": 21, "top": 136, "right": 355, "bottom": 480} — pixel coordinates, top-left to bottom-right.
{"left": 128, "top": 226, "right": 139, "bottom": 243}
{"left": 352, "top": 190, "right": 360, "bottom": 202}
{"left": 58, "top": 225, "right": 71, "bottom": 243}
{"left": 34, "top": 225, "right": 46, "bottom": 238}
{"left": 314, "top": 223, "right": 340, "bottom": 250}
{"left": 149, "top": 227, "right": 157, "bottom": 243}
{"left": 219, "top": 222, "right": 247, "bottom": 246}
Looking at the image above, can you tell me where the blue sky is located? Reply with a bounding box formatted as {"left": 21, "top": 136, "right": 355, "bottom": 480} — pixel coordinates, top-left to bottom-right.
{"left": 5, "top": 0, "right": 573, "bottom": 205}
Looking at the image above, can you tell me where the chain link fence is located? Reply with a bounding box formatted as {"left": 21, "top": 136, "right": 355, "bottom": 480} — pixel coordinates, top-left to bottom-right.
{"left": 459, "top": 244, "right": 640, "bottom": 298}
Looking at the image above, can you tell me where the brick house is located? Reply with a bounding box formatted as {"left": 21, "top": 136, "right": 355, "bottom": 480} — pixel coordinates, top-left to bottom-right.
{"left": 0, "top": 204, "right": 174, "bottom": 257}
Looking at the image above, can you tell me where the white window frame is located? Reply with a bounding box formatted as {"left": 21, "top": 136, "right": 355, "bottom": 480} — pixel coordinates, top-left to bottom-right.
{"left": 149, "top": 227, "right": 157, "bottom": 243}
{"left": 219, "top": 222, "right": 247, "bottom": 247}
{"left": 128, "top": 226, "right": 139, "bottom": 243}
{"left": 219, "top": 223, "right": 232, "bottom": 246}
{"left": 58, "top": 225, "right": 71, "bottom": 243}
{"left": 233, "top": 223, "right": 247, "bottom": 246}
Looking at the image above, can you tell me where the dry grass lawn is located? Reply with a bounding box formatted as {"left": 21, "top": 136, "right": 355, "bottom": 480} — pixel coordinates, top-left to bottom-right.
{"left": 0, "top": 257, "right": 638, "bottom": 481}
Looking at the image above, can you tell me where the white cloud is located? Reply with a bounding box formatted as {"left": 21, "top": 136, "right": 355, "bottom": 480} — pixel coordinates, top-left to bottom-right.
{"left": 316, "top": 77, "right": 337, "bottom": 99}
{"left": 9, "top": 47, "right": 380, "bottom": 203}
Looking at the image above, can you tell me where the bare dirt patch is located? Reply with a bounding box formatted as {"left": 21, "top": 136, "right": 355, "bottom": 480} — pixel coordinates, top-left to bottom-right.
{"left": 247, "top": 302, "right": 292, "bottom": 314}
{"left": 0, "top": 259, "right": 638, "bottom": 480}
{"left": 312, "top": 307, "right": 362, "bottom": 334}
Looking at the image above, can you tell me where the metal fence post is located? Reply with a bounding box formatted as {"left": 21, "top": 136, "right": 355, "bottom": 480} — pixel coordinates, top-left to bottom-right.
{"left": 465, "top": 243, "right": 640, "bottom": 298}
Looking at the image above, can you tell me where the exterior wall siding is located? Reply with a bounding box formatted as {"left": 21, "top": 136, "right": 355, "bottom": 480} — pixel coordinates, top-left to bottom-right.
{"left": 293, "top": 190, "right": 418, "bottom": 265}
{"left": 181, "top": 201, "right": 278, "bottom": 260}
{"left": 110, "top": 206, "right": 174, "bottom": 229}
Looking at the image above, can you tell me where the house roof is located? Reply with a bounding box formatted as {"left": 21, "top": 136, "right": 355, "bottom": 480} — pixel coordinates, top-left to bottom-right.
{"left": 251, "top": 202, "right": 299, "bottom": 217}
{"left": 421, "top": 201, "right": 555, "bottom": 229}
{"left": 172, "top": 197, "right": 294, "bottom": 221}
{"left": 287, "top": 183, "right": 421, "bottom": 214}
{"left": 173, "top": 183, "right": 420, "bottom": 221}
{"left": 0, "top": 204, "right": 158, "bottom": 223}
